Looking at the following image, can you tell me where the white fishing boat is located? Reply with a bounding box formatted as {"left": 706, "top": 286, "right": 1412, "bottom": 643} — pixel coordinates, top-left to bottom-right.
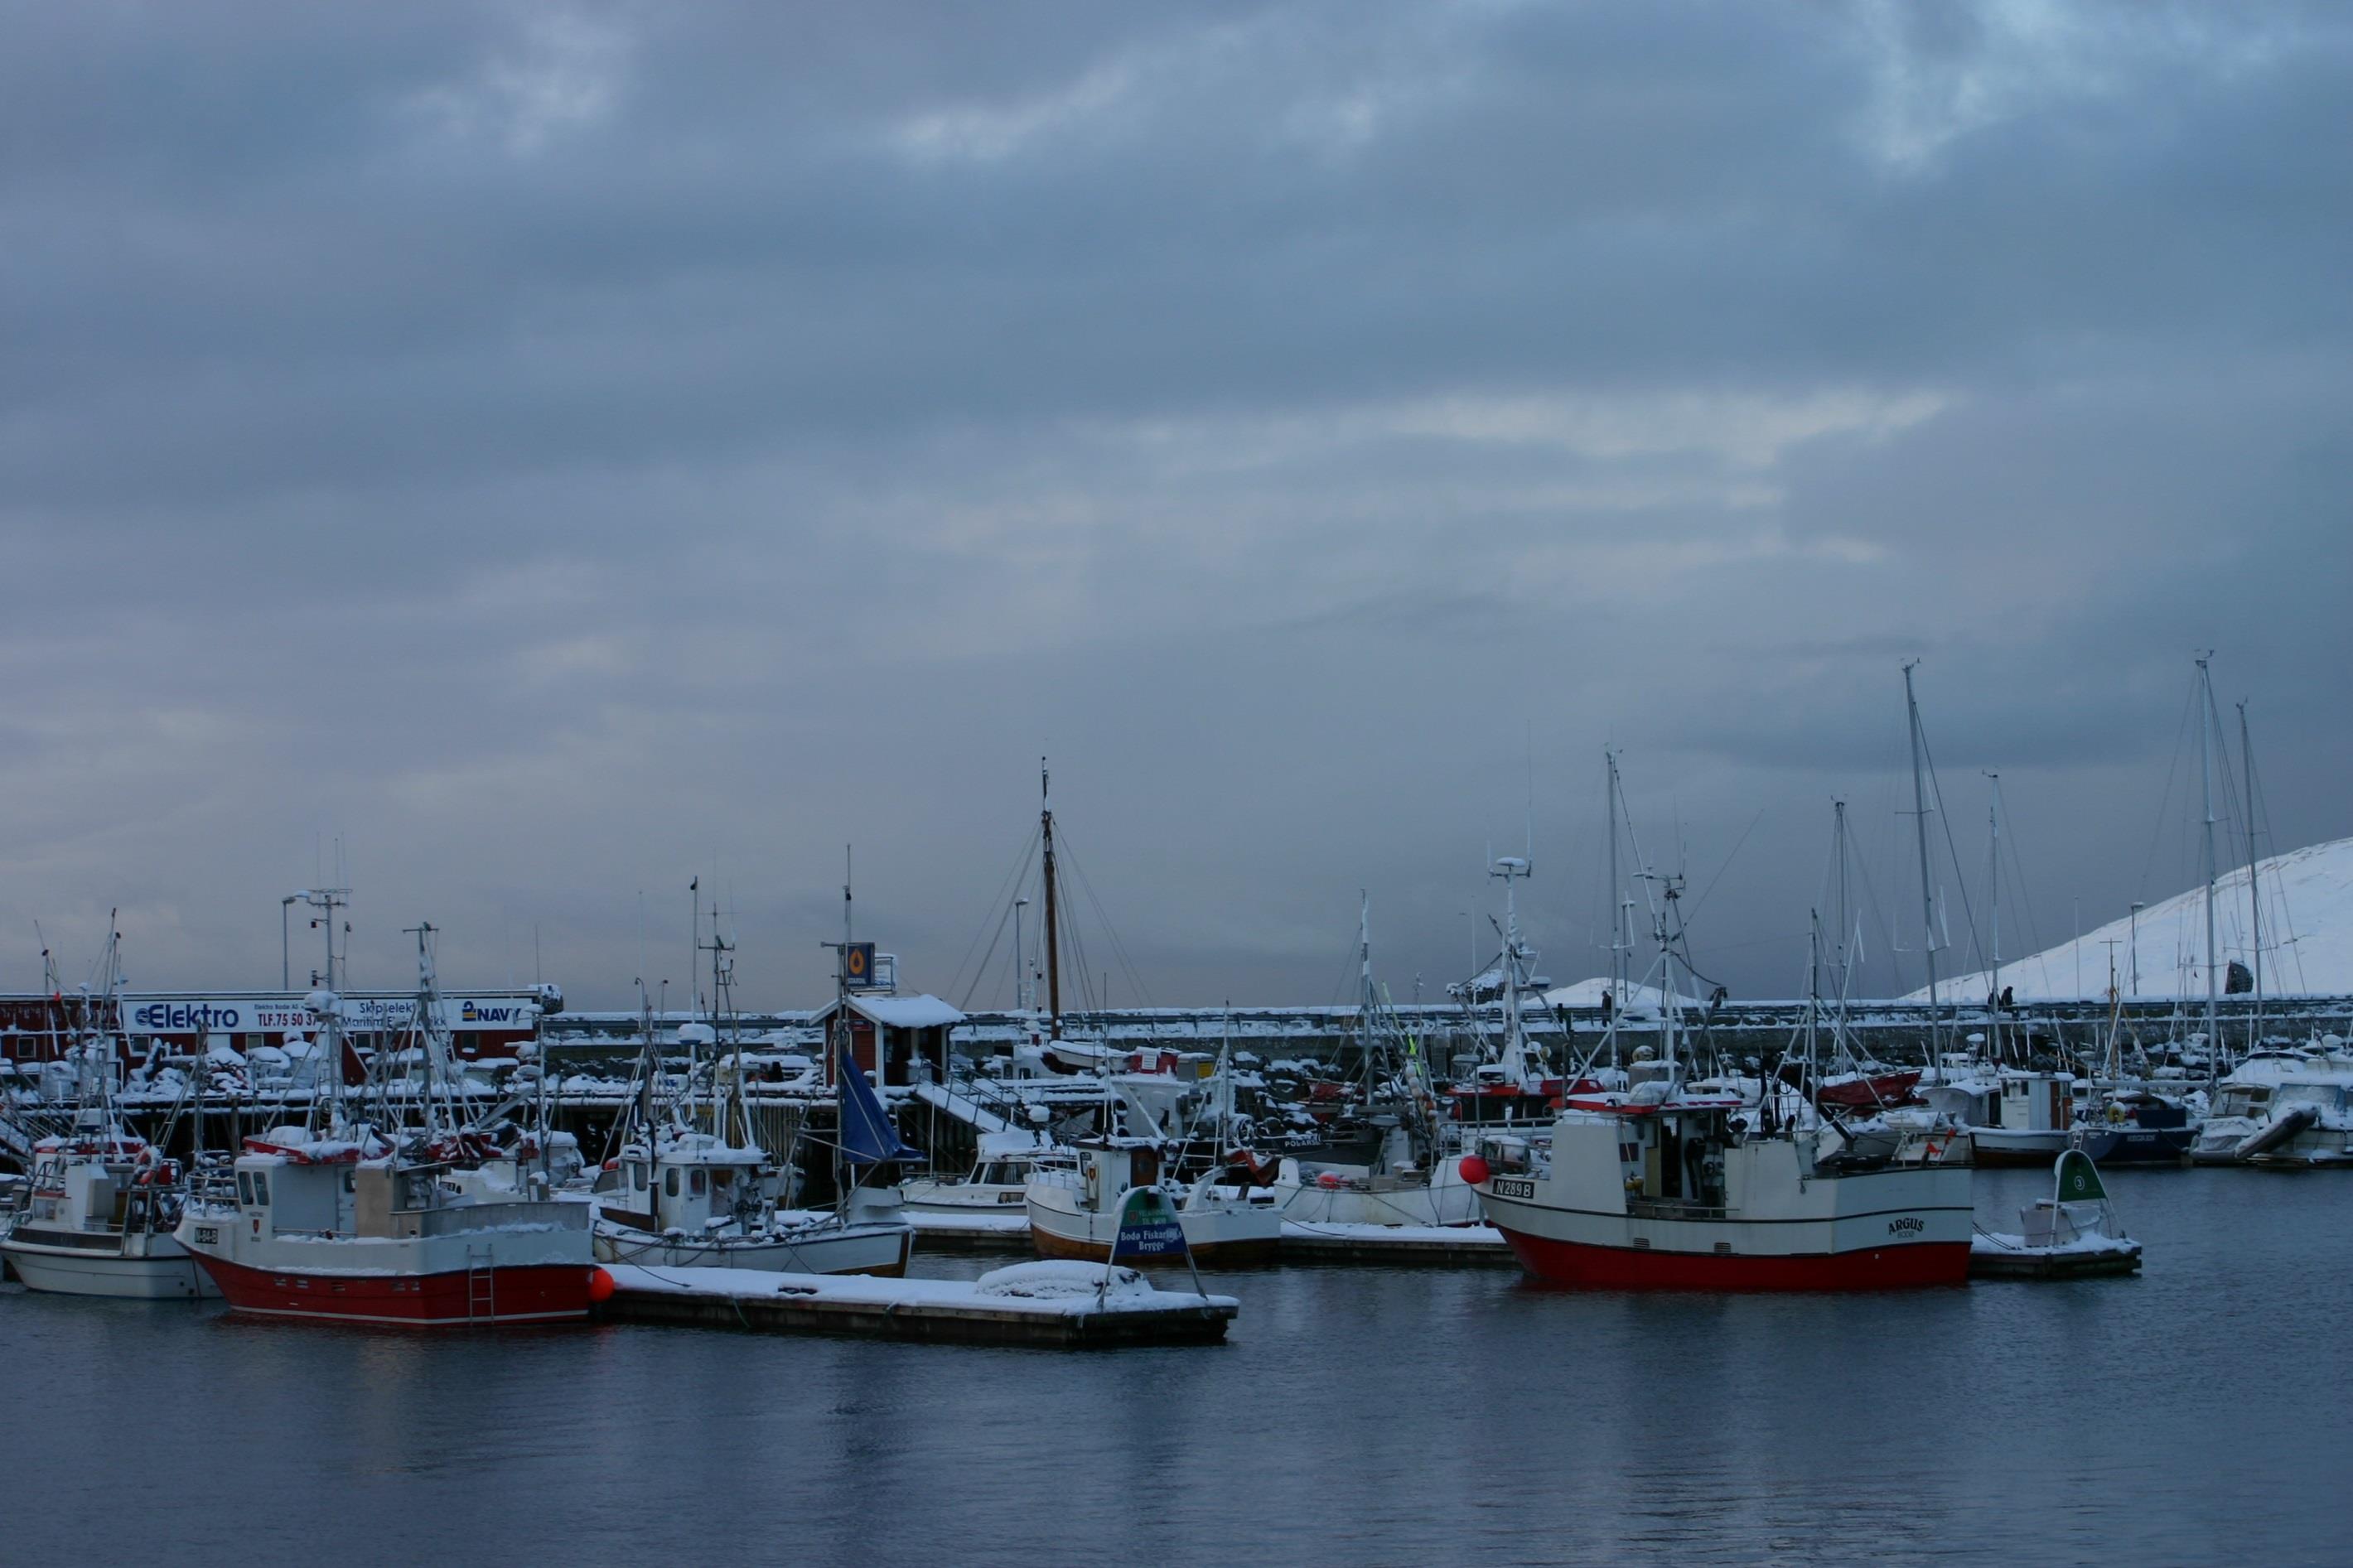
{"left": 1967, "top": 1070, "right": 2083, "bottom": 1165}
{"left": 1, "top": 1127, "right": 215, "bottom": 1300}
{"left": 1027, "top": 1138, "right": 1280, "bottom": 1266}
{"left": 1273, "top": 895, "right": 1482, "bottom": 1228}
{"left": 1471, "top": 806, "right": 1973, "bottom": 1291}
{"left": 593, "top": 1128, "right": 913, "bottom": 1276}
{"left": 0, "top": 921, "right": 219, "bottom": 1300}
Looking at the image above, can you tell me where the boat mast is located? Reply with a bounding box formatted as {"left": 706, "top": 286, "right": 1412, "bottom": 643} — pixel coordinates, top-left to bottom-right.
{"left": 2196, "top": 654, "right": 2219, "bottom": 1084}
{"left": 1985, "top": 778, "right": 2001, "bottom": 1065}
{"left": 1491, "top": 855, "right": 1534, "bottom": 1086}
{"left": 2238, "top": 699, "right": 2263, "bottom": 1054}
{"left": 1040, "top": 759, "right": 1062, "bottom": 1040}
{"left": 2192, "top": 658, "right": 2211, "bottom": 1086}
{"left": 1607, "top": 747, "right": 1626, "bottom": 1004}
{"left": 1903, "top": 661, "right": 1942, "bottom": 1080}
{"left": 1359, "top": 890, "right": 1375, "bottom": 1109}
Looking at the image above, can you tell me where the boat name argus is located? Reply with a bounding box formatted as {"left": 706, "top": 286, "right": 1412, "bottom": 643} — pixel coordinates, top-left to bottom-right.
{"left": 1887, "top": 1216, "right": 1925, "bottom": 1237}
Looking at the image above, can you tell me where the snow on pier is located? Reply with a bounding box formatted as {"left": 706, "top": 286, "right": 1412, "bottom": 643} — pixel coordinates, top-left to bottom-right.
{"left": 596, "top": 1261, "right": 1238, "bottom": 1346}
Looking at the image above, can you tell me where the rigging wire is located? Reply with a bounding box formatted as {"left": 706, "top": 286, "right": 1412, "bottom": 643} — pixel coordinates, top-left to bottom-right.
{"left": 945, "top": 823, "right": 1041, "bottom": 1006}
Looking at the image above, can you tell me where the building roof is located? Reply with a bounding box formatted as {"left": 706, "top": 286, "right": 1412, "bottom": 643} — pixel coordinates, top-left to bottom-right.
{"left": 814, "top": 992, "right": 967, "bottom": 1030}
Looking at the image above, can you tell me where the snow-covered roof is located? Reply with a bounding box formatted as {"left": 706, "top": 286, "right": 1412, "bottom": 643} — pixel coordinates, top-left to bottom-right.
{"left": 832, "top": 993, "right": 965, "bottom": 1030}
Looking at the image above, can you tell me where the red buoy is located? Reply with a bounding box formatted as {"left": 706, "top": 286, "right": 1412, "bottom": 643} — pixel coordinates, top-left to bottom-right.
{"left": 1457, "top": 1154, "right": 1491, "bottom": 1186}
{"left": 587, "top": 1266, "right": 616, "bottom": 1305}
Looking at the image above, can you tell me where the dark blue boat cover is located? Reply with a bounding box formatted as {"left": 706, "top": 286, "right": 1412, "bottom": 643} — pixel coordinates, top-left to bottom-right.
{"left": 838, "top": 1040, "right": 924, "bottom": 1165}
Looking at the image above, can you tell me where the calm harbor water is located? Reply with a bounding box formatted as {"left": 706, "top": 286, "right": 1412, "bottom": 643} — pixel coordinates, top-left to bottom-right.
{"left": 5, "top": 1168, "right": 2347, "bottom": 1566}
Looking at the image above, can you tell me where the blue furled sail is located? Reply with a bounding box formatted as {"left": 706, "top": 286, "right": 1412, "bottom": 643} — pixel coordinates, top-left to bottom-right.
{"left": 838, "top": 1039, "right": 923, "bottom": 1165}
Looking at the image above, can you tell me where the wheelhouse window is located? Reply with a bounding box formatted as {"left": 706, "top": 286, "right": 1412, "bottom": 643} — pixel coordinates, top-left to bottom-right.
{"left": 690, "top": 1169, "right": 707, "bottom": 1195}
{"left": 237, "top": 1172, "right": 254, "bottom": 1206}
{"left": 251, "top": 1171, "right": 270, "bottom": 1205}
{"left": 664, "top": 1169, "right": 680, "bottom": 1198}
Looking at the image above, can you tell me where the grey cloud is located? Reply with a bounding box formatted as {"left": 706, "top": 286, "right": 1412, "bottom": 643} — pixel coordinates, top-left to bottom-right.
{"left": 0, "top": 1, "right": 2346, "bottom": 1006}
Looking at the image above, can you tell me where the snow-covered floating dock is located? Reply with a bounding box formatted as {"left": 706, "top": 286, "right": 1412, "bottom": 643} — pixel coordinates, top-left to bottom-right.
{"left": 1278, "top": 1220, "right": 1518, "bottom": 1266}
{"left": 596, "top": 1262, "right": 1238, "bottom": 1347}
{"left": 1968, "top": 1232, "right": 2143, "bottom": 1281}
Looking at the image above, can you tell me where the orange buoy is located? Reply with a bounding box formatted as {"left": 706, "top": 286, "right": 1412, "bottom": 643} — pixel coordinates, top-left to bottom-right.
{"left": 1457, "top": 1154, "right": 1491, "bottom": 1186}
{"left": 587, "top": 1266, "right": 616, "bottom": 1305}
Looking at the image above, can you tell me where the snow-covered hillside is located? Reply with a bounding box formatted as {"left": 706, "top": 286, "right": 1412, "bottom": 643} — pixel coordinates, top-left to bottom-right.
{"left": 1910, "top": 835, "right": 2353, "bottom": 1003}
{"left": 1542, "top": 977, "right": 1698, "bottom": 1016}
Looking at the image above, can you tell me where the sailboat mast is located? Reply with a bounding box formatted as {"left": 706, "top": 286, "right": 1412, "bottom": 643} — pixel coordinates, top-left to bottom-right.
{"left": 1903, "top": 662, "right": 1941, "bottom": 1077}
{"left": 2196, "top": 654, "right": 2219, "bottom": 1080}
{"left": 2239, "top": 699, "right": 2263, "bottom": 1052}
{"left": 1040, "top": 759, "right": 1062, "bottom": 1039}
{"left": 1359, "top": 891, "right": 1375, "bottom": 1107}
{"left": 1985, "top": 784, "right": 2002, "bottom": 1064}
{"left": 1607, "top": 747, "right": 1625, "bottom": 1000}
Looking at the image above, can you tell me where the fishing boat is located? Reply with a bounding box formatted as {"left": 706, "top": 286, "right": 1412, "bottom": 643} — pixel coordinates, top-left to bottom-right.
{"left": 1, "top": 1124, "right": 215, "bottom": 1300}
{"left": 591, "top": 914, "right": 916, "bottom": 1276}
{"left": 175, "top": 1123, "right": 594, "bottom": 1324}
{"left": 1472, "top": 1065, "right": 1973, "bottom": 1289}
{"left": 1027, "top": 1137, "right": 1280, "bottom": 1266}
{"left": 0, "top": 922, "right": 220, "bottom": 1299}
{"left": 594, "top": 1128, "right": 912, "bottom": 1275}
{"left": 173, "top": 929, "right": 596, "bottom": 1326}
{"left": 1471, "top": 748, "right": 1972, "bottom": 1291}
{"left": 1967, "top": 1070, "right": 2082, "bottom": 1166}
{"left": 1272, "top": 895, "right": 1482, "bottom": 1227}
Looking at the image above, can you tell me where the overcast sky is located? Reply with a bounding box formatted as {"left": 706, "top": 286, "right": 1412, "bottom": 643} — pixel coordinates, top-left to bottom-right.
{"left": 3, "top": 1, "right": 2347, "bottom": 1011}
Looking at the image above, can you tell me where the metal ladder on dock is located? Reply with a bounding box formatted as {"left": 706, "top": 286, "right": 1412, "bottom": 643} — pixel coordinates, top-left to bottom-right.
{"left": 465, "top": 1246, "right": 495, "bottom": 1323}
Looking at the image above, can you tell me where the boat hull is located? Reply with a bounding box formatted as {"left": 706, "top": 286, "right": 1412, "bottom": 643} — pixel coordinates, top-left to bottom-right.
{"left": 1, "top": 1233, "right": 219, "bottom": 1300}
{"left": 1968, "top": 1127, "right": 2076, "bottom": 1166}
{"left": 593, "top": 1220, "right": 912, "bottom": 1277}
{"left": 1024, "top": 1187, "right": 1281, "bottom": 1268}
{"left": 1971, "top": 1126, "right": 2192, "bottom": 1166}
{"left": 1495, "top": 1228, "right": 1969, "bottom": 1291}
{"left": 1273, "top": 1160, "right": 1481, "bottom": 1228}
{"left": 1027, "top": 1221, "right": 1278, "bottom": 1268}
{"left": 188, "top": 1252, "right": 592, "bottom": 1326}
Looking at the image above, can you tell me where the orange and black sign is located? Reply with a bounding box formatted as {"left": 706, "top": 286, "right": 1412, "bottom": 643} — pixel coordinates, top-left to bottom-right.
{"left": 842, "top": 942, "right": 877, "bottom": 988}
